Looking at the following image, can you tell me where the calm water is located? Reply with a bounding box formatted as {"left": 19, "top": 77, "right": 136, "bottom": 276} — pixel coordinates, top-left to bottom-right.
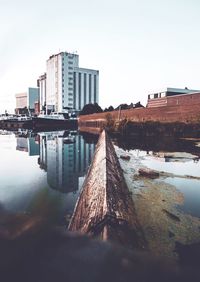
{"left": 0, "top": 130, "right": 96, "bottom": 225}
{"left": 1, "top": 130, "right": 200, "bottom": 227}
{"left": 142, "top": 156, "right": 200, "bottom": 217}
{"left": 115, "top": 136, "right": 200, "bottom": 218}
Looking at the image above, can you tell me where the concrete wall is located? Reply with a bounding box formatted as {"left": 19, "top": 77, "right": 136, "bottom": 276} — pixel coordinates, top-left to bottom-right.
{"left": 16, "top": 93, "right": 27, "bottom": 109}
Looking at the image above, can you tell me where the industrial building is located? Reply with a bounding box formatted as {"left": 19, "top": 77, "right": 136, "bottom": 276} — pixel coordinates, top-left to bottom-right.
{"left": 38, "top": 52, "right": 99, "bottom": 113}
{"left": 147, "top": 87, "right": 200, "bottom": 108}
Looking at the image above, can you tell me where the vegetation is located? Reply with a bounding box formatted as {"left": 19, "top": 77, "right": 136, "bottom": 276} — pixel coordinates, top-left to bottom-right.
{"left": 80, "top": 103, "right": 103, "bottom": 115}
{"left": 115, "top": 102, "right": 144, "bottom": 110}
{"left": 104, "top": 102, "right": 144, "bottom": 112}
{"left": 104, "top": 106, "right": 114, "bottom": 112}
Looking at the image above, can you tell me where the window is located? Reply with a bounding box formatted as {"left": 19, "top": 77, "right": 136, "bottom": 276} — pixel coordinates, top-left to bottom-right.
{"left": 68, "top": 61, "right": 73, "bottom": 65}
{"left": 68, "top": 87, "right": 73, "bottom": 91}
{"left": 68, "top": 72, "right": 73, "bottom": 75}
{"left": 68, "top": 66, "right": 73, "bottom": 70}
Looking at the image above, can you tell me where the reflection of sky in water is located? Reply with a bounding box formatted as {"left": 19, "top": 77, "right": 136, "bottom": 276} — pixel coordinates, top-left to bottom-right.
{"left": 139, "top": 150, "right": 200, "bottom": 218}
{"left": 164, "top": 177, "right": 200, "bottom": 218}
{"left": 0, "top": 132, "right": 95, "bottom": 225}
{"left": 141, "top": 155, "right": 200, "bottom": 177}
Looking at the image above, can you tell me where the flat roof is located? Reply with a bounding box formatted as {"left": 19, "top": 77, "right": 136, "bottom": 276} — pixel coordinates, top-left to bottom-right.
{"left": 149, "top": 87, "right": 200, "bottom": 96}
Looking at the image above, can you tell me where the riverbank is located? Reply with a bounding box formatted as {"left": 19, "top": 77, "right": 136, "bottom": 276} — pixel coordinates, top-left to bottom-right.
{"left": 78, "top": 103, "right": 200, "bottom": 138}
{"left": 115, "top": 145, "right": 200, "bottom": 261}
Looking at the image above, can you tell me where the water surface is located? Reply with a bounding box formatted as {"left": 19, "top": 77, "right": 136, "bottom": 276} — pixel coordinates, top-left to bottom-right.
{"left": 0, "top": 130, "right": 96, "bottom": 225}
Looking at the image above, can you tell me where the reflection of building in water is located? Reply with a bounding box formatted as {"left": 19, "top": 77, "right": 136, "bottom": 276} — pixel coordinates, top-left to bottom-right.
{"left": 16, "top": 136, "right": 39, "bottom": 156}
{"left": 16, "top": 137, "right": 28, "bottom": 152}
{"left": 38, "top": 131, "right": 95, "bottom": 193}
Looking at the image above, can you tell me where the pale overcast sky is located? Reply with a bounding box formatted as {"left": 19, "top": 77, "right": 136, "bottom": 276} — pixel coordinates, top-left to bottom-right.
{"left": 0, "top": 0, "right": 200, "bottom": 113}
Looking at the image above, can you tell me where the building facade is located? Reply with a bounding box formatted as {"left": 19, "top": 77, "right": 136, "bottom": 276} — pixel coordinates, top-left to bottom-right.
{"left": 37, "top": 73, "right": 46, "bottom": 113}
{"left": 27, "top": 87, "right": 39, "bottom": 110}
{"left": 147, "top": 87, "right": 200, "bottom": 108}
{"left": 16, "top": 93, "right": 27, "bottom": 110}
{"left": 15, "top": 88, "right": 39, "bottom": 114}
{"left": 45, "top": 52, "right": 99, "bottom": 113}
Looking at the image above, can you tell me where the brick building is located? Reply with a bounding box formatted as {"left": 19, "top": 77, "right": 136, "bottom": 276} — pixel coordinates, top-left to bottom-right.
{"left": 147, "top": 87, "right": 200, "bottom": 108}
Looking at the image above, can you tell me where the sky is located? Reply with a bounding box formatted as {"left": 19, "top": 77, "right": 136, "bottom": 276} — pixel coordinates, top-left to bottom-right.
{"left": 1, "top": 0, "right": 200, "bottom": 113}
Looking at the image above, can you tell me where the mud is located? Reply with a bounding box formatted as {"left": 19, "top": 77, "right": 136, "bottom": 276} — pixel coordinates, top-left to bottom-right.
{"left": 115, "top": 146, "right": 200, "bottom": 261}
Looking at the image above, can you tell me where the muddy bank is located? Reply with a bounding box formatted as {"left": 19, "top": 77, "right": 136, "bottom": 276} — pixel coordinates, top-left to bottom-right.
{"left": 115, "top": 146, "right": 200, "bottom": 260}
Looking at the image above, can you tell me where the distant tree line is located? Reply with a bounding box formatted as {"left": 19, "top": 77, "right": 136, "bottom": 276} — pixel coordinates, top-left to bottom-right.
{"left": 80, "top": 102, "right": 144, "bottom": 115}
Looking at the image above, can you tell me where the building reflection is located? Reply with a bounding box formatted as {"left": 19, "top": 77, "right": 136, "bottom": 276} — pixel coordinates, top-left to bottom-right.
{"left": 16, "top": 131, "right": 39, "bottom": 156}
{"left": 38, "top": 131, "right": 95, "bottom": 193}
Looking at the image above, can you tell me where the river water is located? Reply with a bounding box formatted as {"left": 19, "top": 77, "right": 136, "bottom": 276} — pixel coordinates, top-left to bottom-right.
{"left": 115, "top": 135, "right": 200, "bottom": 218}
{"left": 0, "top": 130, "right": 200, "bottom": 230}
{"left": 0, "top": 130, "right": 97, "bottom": 226}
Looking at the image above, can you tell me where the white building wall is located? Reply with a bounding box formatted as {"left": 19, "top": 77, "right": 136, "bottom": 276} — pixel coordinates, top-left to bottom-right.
{"left": 74, "top": 68, "right": 99, "bottom": 110}
{"left": 57, "top": 54, "right": 63, "bottom": 112}
{"left": 46, "top": 52, "right": 99, "bottom": 112}
{"left": 46, "top": 57, "right": 56, "bottom": 110}
{"left": 38, "top": 73, "right": 46, "bottom": 112}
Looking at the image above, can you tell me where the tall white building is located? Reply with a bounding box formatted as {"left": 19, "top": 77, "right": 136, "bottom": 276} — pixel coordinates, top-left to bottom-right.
{"left": 45, "top": 52, "right": 99, "bottom": 112}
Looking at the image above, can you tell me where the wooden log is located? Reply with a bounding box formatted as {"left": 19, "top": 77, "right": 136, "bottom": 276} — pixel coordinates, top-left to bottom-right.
{"left": 69, "top": 130, "right": 146, "bottom": 249}
{"left": 138, "top": 168, "right": 159, "bottom": 179}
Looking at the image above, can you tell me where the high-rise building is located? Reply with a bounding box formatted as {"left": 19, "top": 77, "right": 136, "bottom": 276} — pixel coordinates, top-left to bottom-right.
{"left": 45, "top": 52, "right": 99, "bottom": 112}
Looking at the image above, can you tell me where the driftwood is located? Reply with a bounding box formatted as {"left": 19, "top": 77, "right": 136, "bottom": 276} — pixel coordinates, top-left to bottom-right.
{"left": 120, "top": 155, "right": 131, "bottom": 161}
{"left": 138, "top": 168, "right": 159, "bottom": 178}
{"left": 69, "top": 130, "right": 146, "bottom": 249}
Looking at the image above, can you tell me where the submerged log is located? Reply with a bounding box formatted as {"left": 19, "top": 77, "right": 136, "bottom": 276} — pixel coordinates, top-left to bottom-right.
{"left": 138, "top": 168, "right": 159, "bottom": 179}
{"left": 69, "top": 130, "right": 146, "bottom": 249}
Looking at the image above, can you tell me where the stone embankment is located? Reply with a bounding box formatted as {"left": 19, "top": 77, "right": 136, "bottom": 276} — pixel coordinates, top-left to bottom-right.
{"left": 69, "top": 130, "right": 146, "bottom": 249}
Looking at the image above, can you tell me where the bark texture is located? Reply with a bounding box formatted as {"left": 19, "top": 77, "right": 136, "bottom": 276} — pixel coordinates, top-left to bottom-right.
{"left": 69, "top": 130, "right": 146, "bottom": 249}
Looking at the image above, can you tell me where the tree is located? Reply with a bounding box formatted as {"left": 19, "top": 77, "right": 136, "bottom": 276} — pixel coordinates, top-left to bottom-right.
{"left": 104, "top": 106, "right": 114, "bottom": 112}
{"left": 80, "top": 103, "right": 103, "bottom": 115}
{"left": 115, "top": 104, "right": 129, "bottom": 110}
